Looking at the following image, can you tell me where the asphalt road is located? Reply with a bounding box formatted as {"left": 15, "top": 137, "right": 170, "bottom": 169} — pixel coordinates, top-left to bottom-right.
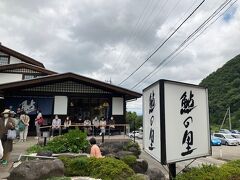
{"left": 137, "top": 139, "right": 240, "bottom": 178}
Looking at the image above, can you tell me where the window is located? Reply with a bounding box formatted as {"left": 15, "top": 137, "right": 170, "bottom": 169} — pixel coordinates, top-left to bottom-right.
{"left": 0, "top": 55, "right": 9, "bottom": 65}
{"left": 23, "top": 74, "right": 35, "bottom": 80}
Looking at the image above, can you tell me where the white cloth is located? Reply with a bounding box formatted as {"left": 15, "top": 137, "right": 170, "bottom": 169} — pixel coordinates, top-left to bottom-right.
{"left": 64, "top": 120, "right": 71, "bottom": 128}
{"left": 52, "top": 118, "right": 61, "bottom": 128}
{"left": 99, "top": 120, "right": 106, "bottom": 130}
{"left": 0, "top": 139, "right": 3, "bottom": 159}
{"left": 4, "top": 118, "right": 8, "bottom": 127}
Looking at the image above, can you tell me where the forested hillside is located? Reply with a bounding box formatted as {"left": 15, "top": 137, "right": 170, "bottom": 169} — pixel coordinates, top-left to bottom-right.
{"left": 200, "top": 54, "right": 240, "bottom": 129}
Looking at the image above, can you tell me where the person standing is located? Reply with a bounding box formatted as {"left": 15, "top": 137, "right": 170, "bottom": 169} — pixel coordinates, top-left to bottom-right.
{"left": 109, "top": 116, "right": 115, "bottom": 136}
{"left": 99, "top": 117, "right": 106, "bottom": 136}
{"left": 92, "top": 117, "right": 99, "bottom": 136}
{"left": 52, "top": 115, "right": 61, "bottom": 137}
{"left": 35, "top": 110, "right": 42, "bottom": 138}
{"left": 0, "top": 109, "right": 15, "bottom": 166}
{"left": 19, "top": 111, "right": 30, "bottom": 142}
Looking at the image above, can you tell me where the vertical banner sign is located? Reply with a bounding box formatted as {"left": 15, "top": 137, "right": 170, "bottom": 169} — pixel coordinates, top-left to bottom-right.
{"left": 143, "top": 82, "right": 161, "bottom": 162}
{"left": 143, "top": 80, "right": 210, "bottom": 164}
{"left": 164, "top": 81, "right": 210, "bottom": 163}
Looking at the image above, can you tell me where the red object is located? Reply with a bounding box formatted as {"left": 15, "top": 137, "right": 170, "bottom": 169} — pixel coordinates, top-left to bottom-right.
{"left": 37, "top": 117, "right": 44, "bottom": 126}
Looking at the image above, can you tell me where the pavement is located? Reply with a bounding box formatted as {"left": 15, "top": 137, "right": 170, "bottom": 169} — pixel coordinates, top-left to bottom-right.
{"left": 0, "top": 137, "right": 37, "bottom": 180}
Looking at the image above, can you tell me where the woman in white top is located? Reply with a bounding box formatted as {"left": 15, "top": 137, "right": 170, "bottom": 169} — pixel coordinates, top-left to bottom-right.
{"left": 63, "top": 116, "right": 71, "bottom": 134}
{"left": 19, "top": 111, "right": 30, "bottom": 142}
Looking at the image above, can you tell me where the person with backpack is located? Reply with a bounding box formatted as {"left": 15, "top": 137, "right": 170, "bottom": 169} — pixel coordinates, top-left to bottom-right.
{"left": 35, "top": 110, "right": 43, "bottom": 139}
{"left": 0, "top": 109, "right": 15, "bottom": 166}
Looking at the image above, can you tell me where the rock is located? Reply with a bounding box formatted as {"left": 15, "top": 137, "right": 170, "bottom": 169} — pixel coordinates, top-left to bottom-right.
{"left": 146, "top": 168, "right": 166, "bottom": 180}
{"left": 8, "top": 159, "right": 64, "bottom": 180}
{"left": 128, "top": 146, "right": 141, "bottom": 157}
{"left": 132, "top": 159, "right": 148, "bottom": 174}
{"left": 100, "top": 146, "right": 110, "bottom": 156}
{"left": 115, "top": 151, "right": 135, "bottom": 159}
{"left": 101, "top": 142, "right": 125, "bottom": 154}
{"left": 132, "top": 173, "right": 150, "bottom": 180}
{"left": 37, "top": 151, "right": 53, "bottom": 157}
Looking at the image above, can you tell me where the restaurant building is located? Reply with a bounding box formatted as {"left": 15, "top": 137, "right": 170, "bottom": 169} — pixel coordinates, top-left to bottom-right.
{"left": 0, "top": 43, "right": 141, "bottom": 133}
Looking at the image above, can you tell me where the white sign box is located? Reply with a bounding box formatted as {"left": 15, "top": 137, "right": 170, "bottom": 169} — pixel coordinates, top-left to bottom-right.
{"left": 143, "top": 82, "right": 161, "bottom": 162}
{"left": 143, "top": 80, "right": 211, "bottom": 164}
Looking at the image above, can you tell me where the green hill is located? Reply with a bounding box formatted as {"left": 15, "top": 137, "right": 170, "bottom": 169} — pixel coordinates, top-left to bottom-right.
{"left": 200, "top": 54, "right": 240, "bottom": 130}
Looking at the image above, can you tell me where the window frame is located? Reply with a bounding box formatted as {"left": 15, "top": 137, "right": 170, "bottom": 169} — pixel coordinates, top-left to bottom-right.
{"left": 0, "top": 55, "right": 10, "bottom": 65}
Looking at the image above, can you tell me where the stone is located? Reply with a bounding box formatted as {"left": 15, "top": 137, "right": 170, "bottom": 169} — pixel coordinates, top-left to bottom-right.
{"left": 115, "top": 151, "right": 135, "bottom": 159}
{"left": 128, "top": 146, "right": 141, "bottom": 157}
{"left": 37, "top": 151, "right": 53, "bottom": 157}
{"left": 133, "top": 173, "right": 150, "bottom": 180}
{"left": 132, "top": 159, "right": 148, "bottom": 174}
{"left": 8, "top": 159, "right": 64, "bottom": 180}
{"left": 146, "top": 167, "right": 166, "bottom": 180}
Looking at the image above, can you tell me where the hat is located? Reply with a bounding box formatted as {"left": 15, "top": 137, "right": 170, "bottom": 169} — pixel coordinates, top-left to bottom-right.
{"left": 10, "top": 111, "right": 16, "bottom": 115}
{"left": 2, "top": 109, "right": 10, "bottom": 114}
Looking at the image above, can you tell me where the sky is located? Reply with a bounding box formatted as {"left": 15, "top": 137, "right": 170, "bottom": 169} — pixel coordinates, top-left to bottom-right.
{"left": 0, "top": 0, "right": 239, "bottom": 115}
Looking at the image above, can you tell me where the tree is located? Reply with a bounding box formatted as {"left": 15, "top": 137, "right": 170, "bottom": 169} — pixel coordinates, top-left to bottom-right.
{"left": 126, "top": 111, "right": 143, "bottom": 131}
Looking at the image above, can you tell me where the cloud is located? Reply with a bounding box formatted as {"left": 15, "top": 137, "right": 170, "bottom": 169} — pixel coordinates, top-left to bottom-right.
{"left": 0, "top": 0, "right": 239, "bottom": 115}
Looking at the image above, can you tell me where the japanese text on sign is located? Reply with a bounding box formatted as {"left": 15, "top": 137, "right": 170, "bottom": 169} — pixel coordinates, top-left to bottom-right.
{"left": 180, "top": 90, "right": 197, "bottom": 156}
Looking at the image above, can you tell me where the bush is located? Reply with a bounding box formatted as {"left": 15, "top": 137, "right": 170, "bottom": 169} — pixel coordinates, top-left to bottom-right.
{"left": 27, "top": 130, "right": 90, "bottom": 154}
{"left": 60, "top": 156, "right": 135, "bottom": 180}
{"left": 176, "top": 160, "right": 240, "bottom": 180}
{"left": 123, "top": 141, "right": 141, "bottom": 157}
{"left": 60, "top": 156, "right": 90, "bottom": 176}
{"left": 121, "top": 155, "right": 137, "bottom": 168}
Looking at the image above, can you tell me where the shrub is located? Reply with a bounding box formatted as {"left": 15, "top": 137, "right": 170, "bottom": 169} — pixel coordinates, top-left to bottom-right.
{"left": 176, "top": 160, "right": 240, "bottom": 180}
{"left": 27, "top": 130, "right": 90, "bottom": 154}
{"left": 60, "top": 156, "right": 135, "bottom": 180}
{"left": 60, "top": 156, "right": 90, "bottom": 176}
{"left": 123, "top": 141, "right": 141, "bottom": 157}
{"left": 26, "top": 144, "right": 45, "bottom": 154}
{"left": 89, "top": 157, "right": 135, "bottom": 180}
{"left": 121, "top": 155, "right": 137, "bottom": 168}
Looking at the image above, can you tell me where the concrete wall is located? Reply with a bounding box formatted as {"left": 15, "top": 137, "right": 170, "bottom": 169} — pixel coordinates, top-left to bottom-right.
{"left": 0, "top": 73, "right": 22, "bottom": 84}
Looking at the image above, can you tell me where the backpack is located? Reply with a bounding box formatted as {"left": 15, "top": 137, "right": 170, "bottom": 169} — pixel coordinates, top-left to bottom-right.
{"left": 37, "top": 117, "right": 44, "bottom": 126}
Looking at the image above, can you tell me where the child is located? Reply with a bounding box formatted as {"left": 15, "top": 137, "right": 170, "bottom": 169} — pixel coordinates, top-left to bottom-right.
{"left": 89, "top": 137, "right": 102, "bottom": 158}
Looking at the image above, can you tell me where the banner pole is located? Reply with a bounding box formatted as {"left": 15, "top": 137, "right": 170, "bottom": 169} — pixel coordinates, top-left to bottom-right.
{"left": 169, "top": 163, "right": 176, "bottom": 180}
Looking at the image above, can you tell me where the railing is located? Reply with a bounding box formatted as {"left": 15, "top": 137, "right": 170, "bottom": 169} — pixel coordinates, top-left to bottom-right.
{"left": 39, "top": 124, "right": 130, "bottom": 138}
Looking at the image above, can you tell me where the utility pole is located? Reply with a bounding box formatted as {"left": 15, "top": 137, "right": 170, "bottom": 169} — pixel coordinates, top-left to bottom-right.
{"left": 220, "top": 107, "right": 231, "bottom": 130}
{"left": 229, "top": 107, "right": 231, "bottom": 130}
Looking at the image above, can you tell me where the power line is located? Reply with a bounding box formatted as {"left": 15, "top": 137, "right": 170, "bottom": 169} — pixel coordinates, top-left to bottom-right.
{"left": 118, "top": 0, "right": 183, "bottom": 82}
{"left": 127, "top": 0, "right": 199, "bottom": 90}
{"left": 131, "top": 0, "right": 235, "bottom": 89}
{"left": 119, "top": 0, "right": 206, "bottom": 85}
{"left": 137, "top": 0, "right": 237, "bottom": 90}
{"left": 114, "top": 0, "right": 169, "bottom": 75}
{"left": 132, "top": 0, "right": 233, "bottom": 89}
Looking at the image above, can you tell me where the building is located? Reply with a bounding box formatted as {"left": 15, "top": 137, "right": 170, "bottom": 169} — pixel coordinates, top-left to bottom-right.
{"left": 0, "top": 43, "right": 141, "bottom": 134}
